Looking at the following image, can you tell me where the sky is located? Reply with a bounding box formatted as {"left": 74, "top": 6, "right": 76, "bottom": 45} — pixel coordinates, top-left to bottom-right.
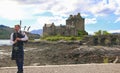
{"left": 0, "top": 0, "right": 120, "bottom": 34}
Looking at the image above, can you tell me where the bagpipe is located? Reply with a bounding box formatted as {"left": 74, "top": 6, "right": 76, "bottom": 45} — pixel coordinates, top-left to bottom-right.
{"left": 20, "top": 20, "right": 30, "bottom": 34}
{"left": 19, "top": 20, "right": 30, "bottom": 43}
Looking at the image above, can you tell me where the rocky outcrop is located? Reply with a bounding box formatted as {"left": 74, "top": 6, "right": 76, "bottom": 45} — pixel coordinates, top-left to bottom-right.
{"left": 0, "top": 42, "right": 120, "bottom": 67}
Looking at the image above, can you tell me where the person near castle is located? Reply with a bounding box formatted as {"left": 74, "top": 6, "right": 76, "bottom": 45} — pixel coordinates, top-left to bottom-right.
{"left": 10, "top": 24, "right": 28, "bottom": 73}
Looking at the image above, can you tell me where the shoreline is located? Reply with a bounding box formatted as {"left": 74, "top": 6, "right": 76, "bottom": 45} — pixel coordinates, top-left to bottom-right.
{"left": 1, "top": 64, "right": 120, "bottom": 73}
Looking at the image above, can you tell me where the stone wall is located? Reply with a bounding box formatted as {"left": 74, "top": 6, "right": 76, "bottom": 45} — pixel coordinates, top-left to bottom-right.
{"left": 82, "top": 34, "right": 120, "bottom": 46}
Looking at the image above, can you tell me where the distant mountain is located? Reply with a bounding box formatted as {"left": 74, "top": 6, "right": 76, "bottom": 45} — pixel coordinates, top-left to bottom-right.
{"left": 30, "top": 29, "right": 43, "bottom": 35}
{"left": 0, "top": 25, "right": 9, "bottom": 28}
{"left": 0, "top": 24, "right": 40, "bottom": 39}
{"left": 112, "top": 32, "right": 120, "bottom": 35}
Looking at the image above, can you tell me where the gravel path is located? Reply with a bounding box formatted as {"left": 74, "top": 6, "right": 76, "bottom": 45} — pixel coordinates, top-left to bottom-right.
{"left": 0, "top": 64, "right": 120, "bottom": 73}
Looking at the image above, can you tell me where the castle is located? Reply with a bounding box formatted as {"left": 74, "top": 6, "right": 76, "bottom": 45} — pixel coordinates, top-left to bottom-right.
{"left": 43, "top": 13, "right": 87, "bottom": 36}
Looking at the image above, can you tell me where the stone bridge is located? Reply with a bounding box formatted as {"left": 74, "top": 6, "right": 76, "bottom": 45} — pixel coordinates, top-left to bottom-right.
{"left": 82, "top": 34, "right": 120, "bottom": 46}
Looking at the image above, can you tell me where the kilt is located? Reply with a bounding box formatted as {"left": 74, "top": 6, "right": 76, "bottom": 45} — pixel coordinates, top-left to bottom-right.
{"left": 11, "top": 46, "right": 24, "bottom": 60}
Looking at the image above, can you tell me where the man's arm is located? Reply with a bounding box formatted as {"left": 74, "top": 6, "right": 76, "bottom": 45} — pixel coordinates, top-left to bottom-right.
{"left": 10, "top": 33, "right": 17, "bottom": 45}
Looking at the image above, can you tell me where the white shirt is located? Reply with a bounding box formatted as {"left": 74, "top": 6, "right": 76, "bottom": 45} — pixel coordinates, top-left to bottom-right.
{"left": 10, "top": 31, "right": 28, "bottom": 45}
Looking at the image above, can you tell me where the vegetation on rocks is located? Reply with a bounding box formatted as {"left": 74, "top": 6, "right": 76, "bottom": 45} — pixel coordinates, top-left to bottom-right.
{"left": 41, "top": 36, "right": 83, "bottom": 41}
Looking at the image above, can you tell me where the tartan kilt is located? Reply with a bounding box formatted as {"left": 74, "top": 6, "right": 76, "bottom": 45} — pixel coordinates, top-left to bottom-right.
{"left": 11, "top": 46, "right": 24, "bottom": 60}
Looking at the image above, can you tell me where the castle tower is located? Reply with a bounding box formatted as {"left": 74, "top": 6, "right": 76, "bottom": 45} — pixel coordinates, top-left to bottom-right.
{"left": 66, "top": 13, "right": 85, "bottom": 31}
{"left": 43, "top": 23, "right": 56, "bottom": 36}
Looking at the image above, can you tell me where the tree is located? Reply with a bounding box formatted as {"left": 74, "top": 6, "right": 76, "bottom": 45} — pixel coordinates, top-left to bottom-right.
{"left": 102, "top": 31, "right": 110, "bottom": 35}
{"left": 94, "top": 30, "right": 110, "bottom": 35}
{"left": 94, "top": 30, "right": 102, "bottom": 35}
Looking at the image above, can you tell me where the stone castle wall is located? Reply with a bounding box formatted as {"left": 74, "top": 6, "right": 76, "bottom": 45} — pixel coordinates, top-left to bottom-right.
{"left": 43, "top": 13, "right": 86, "bottom": 36}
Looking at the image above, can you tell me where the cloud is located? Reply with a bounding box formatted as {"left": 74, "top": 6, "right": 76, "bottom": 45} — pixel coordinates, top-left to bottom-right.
{"left": 83, "top": 0, "right": 118, "bottom": 16}
{"left": 13, "top": 0, "right": 77, "bottom": 14}
{"left": 0, "top": 1, "right": 82, "bottom": 19}
{"left": 115, "top": 7, "right": 120, "bottom": 15}
{"left": 87, "top": 31, "right": 95, "bottom": 35}
{"left": 85, "top": 18, "right": 97, "bottom": 24}
{"left": 13, "top": 0, "right": 50, "bottom": 4}
{"left": 0, "top": 0, "right": 120, "bottom": 31}
{"left": 1, "top": 0, "right": 118, "bottom": 20}
{"left": 108, "top": 29, "right": 120, "bottom": 33}
{"left": 1, "top": 0, "right": 120, "bottom": 19}
{"left": 30, "top": 15, "right": 66, "bottom": 30}
{"left": 0, "top": 0, "right": 37, "bottom": 20}
{"left": 97, "top": 8, "right": 115, "bottom": 15}
{"left": 0, "top": 0, "right": 21, "bottom": 20}
{"left": 114, "top": 17, "right": 120, "bottom": 23}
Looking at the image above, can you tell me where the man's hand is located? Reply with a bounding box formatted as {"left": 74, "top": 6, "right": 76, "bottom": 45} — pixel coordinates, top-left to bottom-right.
{"left": 14, "top": 39, "right": 17, "bottom": 44}
{"left": 16, "top": 38, "right": 21, "bottom": 41}
{"left": 14, "top": 38, "right": 21, "bottom": 44}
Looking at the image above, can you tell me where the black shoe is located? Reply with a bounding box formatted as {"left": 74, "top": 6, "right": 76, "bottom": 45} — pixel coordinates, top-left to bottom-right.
{"left": 17, "top": 71, "right": 23, "bottom": 73}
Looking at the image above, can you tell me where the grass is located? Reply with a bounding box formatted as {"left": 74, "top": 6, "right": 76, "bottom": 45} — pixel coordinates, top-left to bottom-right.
{"left": 103, "top": 57, "right": 109, "bottom": 63}
{"left": 41, "top": 36, "right": 83, "bottom": 41}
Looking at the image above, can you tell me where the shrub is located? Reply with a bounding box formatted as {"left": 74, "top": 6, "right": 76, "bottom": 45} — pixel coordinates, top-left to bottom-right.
{"left": 78, "top": 30, "right": 88, "bottom": 36}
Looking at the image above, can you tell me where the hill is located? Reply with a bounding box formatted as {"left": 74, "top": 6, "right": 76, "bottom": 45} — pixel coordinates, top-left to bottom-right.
{"left": 30, "top": 29, "right": 43, "bottom": 35}
{"left": 0, "top": 25, "right": 40, "bottom": 39}
{"left": 0, "top": 25, "right": 14, "bottom": 39}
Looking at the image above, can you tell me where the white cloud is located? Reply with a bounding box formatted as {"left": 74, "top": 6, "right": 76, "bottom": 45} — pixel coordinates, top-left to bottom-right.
{"left": 0, "top": 0, "right": 119, "bottom": 20}
{"left": 81, "top": 13, "right": 89, "bottom": 18}
{"left": 30, "top": 16, "right": 66, "bottom": 30}
{"left": 0, "top": 0, "right": 23, "bottom": 20}
{"left": 82, "top": 0, "right": 118, "bottom": 17}
{"left": 108, "top": 29, "right": 120, "bottom": 33}
{"left": 85, "top": 18, "right": 97, "bottom": 24}
{"left": 114, "top": 17, "right": 120, "bottom": 23}
{"left": 0, "top": 0, "right": 36, "bottom": 20}
{"left": 87, "top": 31, "right": 94, "bottom": 35}
{"left": 115, "top": 7, "right": 120, "bottom": 15}
{"left": 0, "top": 0, "right": 78, "bottom": 21}
{"left": 0, "top": 0, "right": 119, "bottom": 31}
